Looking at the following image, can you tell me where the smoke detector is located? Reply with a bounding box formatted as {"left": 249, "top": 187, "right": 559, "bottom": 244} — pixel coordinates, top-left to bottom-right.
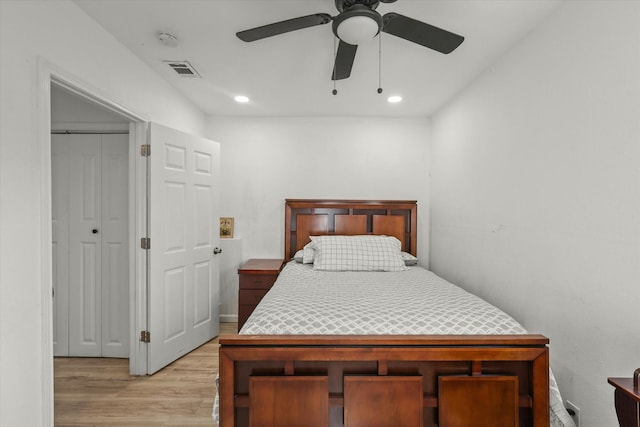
{"left": 157, "top": 32, "right": 179, "bottom": 47}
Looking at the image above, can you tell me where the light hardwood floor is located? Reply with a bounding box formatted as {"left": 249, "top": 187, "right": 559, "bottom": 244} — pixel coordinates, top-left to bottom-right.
{"left": 54, "top": 323, "right": 236, "bottom": 427}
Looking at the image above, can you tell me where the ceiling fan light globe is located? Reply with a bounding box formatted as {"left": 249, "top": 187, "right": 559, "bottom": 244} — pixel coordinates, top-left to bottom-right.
{"left": 336, "top": 16, "right": 379, "bottom": 45}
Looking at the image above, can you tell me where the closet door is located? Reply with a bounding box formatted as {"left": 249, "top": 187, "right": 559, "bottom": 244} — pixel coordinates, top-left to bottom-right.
{"left": 52, "top": 136, "right": 70, "bottom": 357}
{"left": 68, "top": 135, "right": 103, "bottom": 357}
{"left": 52, "top": 133, "right": 129, "bottom": 358}
{"left": 100, "top": 135, "right": 129, "bottom": 358}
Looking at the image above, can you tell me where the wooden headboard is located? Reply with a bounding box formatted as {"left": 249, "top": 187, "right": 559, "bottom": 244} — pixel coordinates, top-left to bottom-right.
{"left": 284, "top": 199, "right": 417, "bottom": 259}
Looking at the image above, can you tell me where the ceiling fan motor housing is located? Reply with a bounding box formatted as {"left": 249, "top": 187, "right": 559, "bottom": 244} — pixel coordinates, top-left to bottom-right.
{"left": 334, "top": 0, "right": 397, "bottom": 12}
{"left": 335, "top": 0, "right": 380, "bottom": 12}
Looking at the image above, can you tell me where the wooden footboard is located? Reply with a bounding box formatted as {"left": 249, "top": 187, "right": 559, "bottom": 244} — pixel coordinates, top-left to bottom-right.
{"left": 219, "top": 334, "right": 550, "bottom": 427}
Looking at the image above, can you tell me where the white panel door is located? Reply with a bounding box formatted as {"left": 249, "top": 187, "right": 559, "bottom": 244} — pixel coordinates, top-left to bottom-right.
{"left": 52, "top": 135, "right": 70, "bottom": 357}
{"left": 68, "top": 135, "right": 103, "bottom": 357}
{"left": 100, "top": 135, "right": 129, "bottom": 358}
{"left": 148, "top": 123, "right": 220, "bottom": 374}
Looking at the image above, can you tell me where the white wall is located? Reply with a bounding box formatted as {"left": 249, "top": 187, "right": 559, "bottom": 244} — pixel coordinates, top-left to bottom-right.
{"left": 206, "top": 116, "right": 431, "bottom": 263}
{"left": 51, "top": 84, "right": 129, "bottom": 128}
{"left": 430, "top": 2, "right": 640, "bottom": 426}
{"left": 0, "top": 1, "right": 205, "bottom": 425}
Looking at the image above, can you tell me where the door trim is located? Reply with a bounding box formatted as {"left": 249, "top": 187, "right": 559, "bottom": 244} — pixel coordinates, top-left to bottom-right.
{"left": 38, "top": 58, "right": 149, "bottom": 426}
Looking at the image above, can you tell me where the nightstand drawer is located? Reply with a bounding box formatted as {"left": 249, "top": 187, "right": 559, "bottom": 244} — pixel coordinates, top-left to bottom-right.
{"left": 239, "top": 274, "right": 278, "bottom": 289}
{"left": 239, "top": 289, "right": 270, "bottom": 306}
{"left": 237, "top": 259, "right": 284, "bottom": 330}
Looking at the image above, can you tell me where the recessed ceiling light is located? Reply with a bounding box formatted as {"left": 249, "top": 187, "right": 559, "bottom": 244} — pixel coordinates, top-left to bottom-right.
{"left": 234, "top": 95, "right": 250, "bottom": 103}
{"left": 387, "top": 95, "right": 403, "bottom": 103}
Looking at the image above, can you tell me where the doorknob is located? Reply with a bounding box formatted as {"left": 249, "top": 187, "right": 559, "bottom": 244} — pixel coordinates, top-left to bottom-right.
{"left": 213, "top": 247, "right": 222, "bottom": 255}
{"left": 92, "top": 228, "right": 99, "bottom": 234}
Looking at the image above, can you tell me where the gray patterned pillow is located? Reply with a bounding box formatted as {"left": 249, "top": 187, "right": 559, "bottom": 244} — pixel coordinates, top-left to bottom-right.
{"left": 310, "top": 235, "right": 407, "bottom": 272}
{"left": 302, "top": 243, "right": 316, "bottom": 264}
{"left": 401, "top": 251, "right": 418, "bottom": 266}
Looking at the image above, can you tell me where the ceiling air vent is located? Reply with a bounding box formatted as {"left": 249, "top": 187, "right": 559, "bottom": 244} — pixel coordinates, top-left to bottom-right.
{"left": 163, "top": 60, "right": 201, "bottom": 78}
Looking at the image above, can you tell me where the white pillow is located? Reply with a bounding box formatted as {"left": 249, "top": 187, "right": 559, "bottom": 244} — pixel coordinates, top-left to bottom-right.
{"left": 293, "top": 250, "right": 304, "bottom": 263}
{"left": 310, "top": 235, "right": 407, "bottom": 272}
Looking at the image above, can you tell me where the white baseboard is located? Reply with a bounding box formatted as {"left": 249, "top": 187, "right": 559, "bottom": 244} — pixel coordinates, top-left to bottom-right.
{"left": 220, "top": 314, "right": 238, "bottom": 323}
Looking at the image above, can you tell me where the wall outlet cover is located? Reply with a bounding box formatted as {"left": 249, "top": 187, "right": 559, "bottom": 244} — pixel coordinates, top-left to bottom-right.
{"left": 565, "top": 400, "right": 581, "bottom": 427}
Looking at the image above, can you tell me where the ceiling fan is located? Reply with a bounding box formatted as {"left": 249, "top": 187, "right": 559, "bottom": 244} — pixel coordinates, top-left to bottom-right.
{"left": 236, "top": 0, "right": 464, "bottom": 81}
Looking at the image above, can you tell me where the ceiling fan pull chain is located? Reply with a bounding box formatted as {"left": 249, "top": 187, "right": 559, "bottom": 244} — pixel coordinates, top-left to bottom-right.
{"left": 377, "top": 32, "right": 383, "bottom": 94}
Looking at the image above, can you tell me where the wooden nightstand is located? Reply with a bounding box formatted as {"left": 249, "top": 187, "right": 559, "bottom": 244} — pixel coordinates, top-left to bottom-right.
{"left": 237, "top": 259, "right": 284, "bottom": 331}
{"left": 608, "top": 373, "right": 640, "bottom": 427}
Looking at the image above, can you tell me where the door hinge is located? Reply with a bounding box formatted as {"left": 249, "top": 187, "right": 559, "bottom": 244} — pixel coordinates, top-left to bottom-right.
{"left": 140, "top": 144, "right": 151, "bottom": 157}
{"left": 141, "top": 237, "right": 150, "bottom": 249}
{"left": 140, "top": 330, "right": 151, "bottom": 343}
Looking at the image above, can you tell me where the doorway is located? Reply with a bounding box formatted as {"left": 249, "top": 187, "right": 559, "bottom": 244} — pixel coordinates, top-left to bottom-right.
{"left": 41, "top": 66, "right": 221, "bottom": 426}
{"left": 48, "top": 78, "right": 221, "bottom": 373}
{"left": 50, "top": 82, "right": 137, "bottom": 363}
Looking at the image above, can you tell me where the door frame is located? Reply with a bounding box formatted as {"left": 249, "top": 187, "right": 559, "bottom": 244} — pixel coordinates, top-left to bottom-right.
{"left": 38, "top": 58, "right": 150, "bottom": 425}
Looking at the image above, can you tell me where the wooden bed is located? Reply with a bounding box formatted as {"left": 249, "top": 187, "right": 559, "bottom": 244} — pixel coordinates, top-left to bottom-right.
{"left": 219, "top": 199, "right": 550, "bottom": 427}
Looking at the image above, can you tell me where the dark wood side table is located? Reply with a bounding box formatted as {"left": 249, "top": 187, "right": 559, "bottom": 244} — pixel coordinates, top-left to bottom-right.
{"left": 237, "top": 259, "right": 284, "bottom": 331}
{"left": 608, "top": 373, "right": 640, "bottom": 427}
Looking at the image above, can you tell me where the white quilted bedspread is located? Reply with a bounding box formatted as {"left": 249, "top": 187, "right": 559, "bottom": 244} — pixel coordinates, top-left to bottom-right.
{"left": 215, "top": 262, "right": 574, "bottom": 427}
{"left": 242, "top": 262, "right": 526, "bottom": 336}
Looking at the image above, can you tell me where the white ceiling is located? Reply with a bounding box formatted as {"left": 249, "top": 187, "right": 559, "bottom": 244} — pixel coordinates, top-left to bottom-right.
{"left": 74, "top": 0, "right": 562, "bottom": 117}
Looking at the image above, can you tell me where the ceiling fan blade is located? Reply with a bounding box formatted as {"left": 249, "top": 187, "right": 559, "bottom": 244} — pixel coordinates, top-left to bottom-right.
{"left": 382, "top": 12, "right": 464, "bottom": 54}
{"left": 331, "top": 40, "right": 358, "bottom": 80}
{"left": 236, "top": 13, "right": 332, "bottom": 42}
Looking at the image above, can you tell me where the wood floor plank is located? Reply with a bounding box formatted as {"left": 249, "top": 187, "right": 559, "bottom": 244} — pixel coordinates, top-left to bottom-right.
{"left": 54, "top": 323, "right": 236, "bottom": 426}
